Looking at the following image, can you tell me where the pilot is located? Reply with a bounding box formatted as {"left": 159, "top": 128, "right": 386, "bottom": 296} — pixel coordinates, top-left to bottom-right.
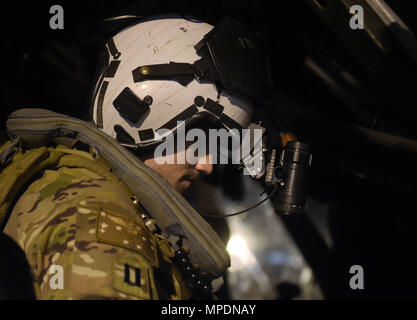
{"left": 0, "top": 15, "right": 267, "bottom": 299}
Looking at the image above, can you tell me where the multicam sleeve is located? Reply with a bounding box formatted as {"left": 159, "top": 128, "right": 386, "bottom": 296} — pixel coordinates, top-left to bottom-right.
{"left": 10, "top": 166, "right": 161, "bottom": 300}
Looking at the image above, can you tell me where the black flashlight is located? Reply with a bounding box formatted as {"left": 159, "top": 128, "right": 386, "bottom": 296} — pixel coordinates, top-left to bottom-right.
{"left": 272, "top": 141, "right": 312, "bottom": 215}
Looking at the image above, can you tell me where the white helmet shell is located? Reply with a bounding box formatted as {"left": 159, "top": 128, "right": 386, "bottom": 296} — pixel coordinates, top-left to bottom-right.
{"left": 92, "top": 16, "right": 254, "bottom": 146}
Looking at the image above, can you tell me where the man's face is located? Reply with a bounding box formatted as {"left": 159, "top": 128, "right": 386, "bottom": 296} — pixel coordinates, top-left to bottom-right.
{"left": 143, "top": 145, "right": 213, "bottom": 194}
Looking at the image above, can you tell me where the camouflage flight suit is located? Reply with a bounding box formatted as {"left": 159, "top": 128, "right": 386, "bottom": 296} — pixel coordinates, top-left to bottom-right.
{"left": 1, "top": 141, "right": 191, "bottom": 300}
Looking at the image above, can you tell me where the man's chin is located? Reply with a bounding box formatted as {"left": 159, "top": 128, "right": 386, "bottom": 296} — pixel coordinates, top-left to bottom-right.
{"left": 177, "top": 179, "right": 192, "bottom": 193}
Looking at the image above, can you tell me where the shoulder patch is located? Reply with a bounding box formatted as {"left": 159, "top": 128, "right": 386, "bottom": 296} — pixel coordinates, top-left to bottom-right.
{"left": 96, "top": 210, "right": 158, "bottom": 267}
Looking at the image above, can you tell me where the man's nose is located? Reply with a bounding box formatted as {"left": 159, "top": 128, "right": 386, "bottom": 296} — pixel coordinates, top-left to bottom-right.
{"left": 195, "top": 154, "right": 213, "bottom": 176}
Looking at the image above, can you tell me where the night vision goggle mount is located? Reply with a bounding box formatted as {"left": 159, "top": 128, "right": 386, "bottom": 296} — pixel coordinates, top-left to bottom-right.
{"left": 236, "top": 125, "right": 313, "bottom": 217}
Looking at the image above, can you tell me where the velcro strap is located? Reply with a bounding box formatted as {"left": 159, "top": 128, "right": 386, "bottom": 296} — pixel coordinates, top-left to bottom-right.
{"left": 158, "top": 105, "right": 199, "bottom": 131}
{"left": 107, "top": 38, "right": 121, "bottom": 59}
{"left": 132, "top": 62, "right": 195, "bottom": 86}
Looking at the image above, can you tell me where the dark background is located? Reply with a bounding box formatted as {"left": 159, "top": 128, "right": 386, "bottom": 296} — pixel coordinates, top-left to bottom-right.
{"left": 1, "top": 0, "right": 417, "bottom": 299}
